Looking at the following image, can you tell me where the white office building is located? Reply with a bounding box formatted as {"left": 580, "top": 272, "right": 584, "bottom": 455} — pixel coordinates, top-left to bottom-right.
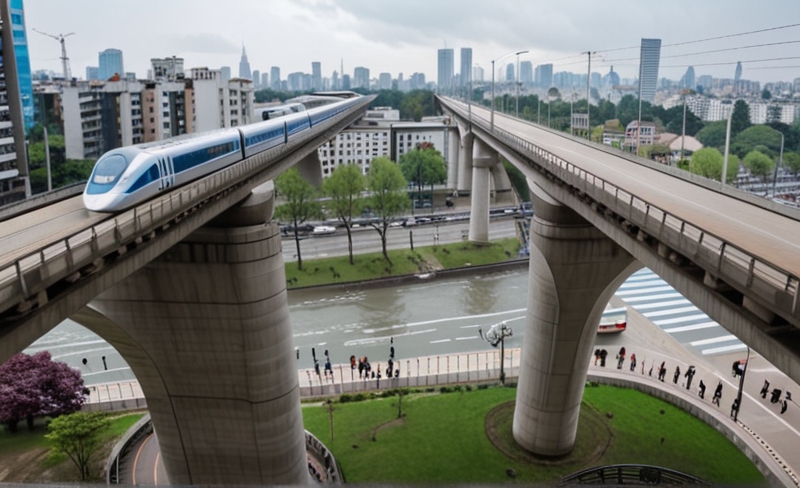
{"left": 191, "top": 67, "right": 254, "bottom": 131}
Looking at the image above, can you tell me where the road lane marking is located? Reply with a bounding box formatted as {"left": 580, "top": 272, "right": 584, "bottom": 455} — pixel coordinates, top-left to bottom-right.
{"left": 663, "top": 322, "right": 719, "bottom": 333}
{"left": 132, "top": 433, "right": 153, "bottom": 486}
{"left": 690, "top": 335, "right": 739, "bottom": 347}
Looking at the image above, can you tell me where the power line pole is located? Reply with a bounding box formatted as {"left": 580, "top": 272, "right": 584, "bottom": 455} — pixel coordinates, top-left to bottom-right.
{"left": 583, "top": 51, "right": 596, "bottom": 139}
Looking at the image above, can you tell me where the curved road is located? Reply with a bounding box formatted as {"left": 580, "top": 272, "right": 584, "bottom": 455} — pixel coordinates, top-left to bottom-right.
{"left": 448, "top": 99, "right": 800, "bottom": 277}
{"left": 120, "top": 432, "right": 168, "bottom": 486}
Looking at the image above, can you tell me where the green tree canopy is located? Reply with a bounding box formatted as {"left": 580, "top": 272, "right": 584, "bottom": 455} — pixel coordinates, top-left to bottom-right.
{"left": 274, "top": 168, "right": 322, "bottom": 270}
{"left": 367, "top": 157, "right": 409, "bottom": 266}
{"left": 731, "top": 125, "right": 784, "bottom": 159}
{"left": 399, "top": 144, "right": 447, "bottom": 204}
{"left": 695, "top": 120, "right": 729, "bottom": 149}
{"left": 782, "top": 151, "right": 800, "bottom": 176}
{"left": 46, "top": 412, "right": 112, "bottom": 481}
{"left": 321, "top": 164, "right": 366, "bottom": 265}
{"left": 731, "top": 100, "right": 751, "bottom": 136}
{"left": 742, "top": 150, "right": 775, "bottom": 183}
{"left": 687, "top": 147, "right": 738, "bottom": 183}
{"left": 761, "top": 88, "right": 772, "bottom": 100}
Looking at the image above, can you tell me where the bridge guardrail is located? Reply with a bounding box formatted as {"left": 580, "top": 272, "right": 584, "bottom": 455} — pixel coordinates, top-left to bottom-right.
{"left": 0, "top": 98, "right": 373, "bottom": 320}
{"left": 443, "top": 99, "right": 800, "bottom": 326}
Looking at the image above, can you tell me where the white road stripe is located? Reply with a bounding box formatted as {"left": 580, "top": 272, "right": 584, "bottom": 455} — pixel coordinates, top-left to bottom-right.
{"left": 455, "top": 337, "right": 478, "bottom": 341}
{"left": 618, "top": 292, "right": 683, "bottom": 303}
{"left": 627, "top": 299, "right": 691, "bottom": 310}
{"left": 690, "top": 335, "right": 739, "bottom": 347}
{"left": 663, "top": 322, "right": 719, "bottom": 333}
{"left": 430, "top": 339, "right": 451, "bottom": 344}
{"left": 701, "top": 343, "right": 749, "bottom": 355}
{"left": 618, "top": 279, "right": 665, "bottom": 289}
{"left": 615, "top": 285, "right": 675, "bottom": 296}
{"left": 642, "top": 306, "right": 700, "bottom": 318}
{"left": 654, "top": 314, "right": 709, "bottom": 326}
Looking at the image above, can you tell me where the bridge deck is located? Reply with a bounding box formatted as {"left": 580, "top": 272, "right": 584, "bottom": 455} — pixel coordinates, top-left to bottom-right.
{"left": 453, "top": 100, "right": 800, "bottom": 278}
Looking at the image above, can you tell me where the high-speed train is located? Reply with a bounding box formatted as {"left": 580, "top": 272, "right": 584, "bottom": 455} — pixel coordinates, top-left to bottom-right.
{"left": 83, "top": 97, "right": 361, "bottom": 212}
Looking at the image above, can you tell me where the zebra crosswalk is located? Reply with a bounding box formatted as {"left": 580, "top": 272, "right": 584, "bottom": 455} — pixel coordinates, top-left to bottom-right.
{"left": 616, "top": 269, "right": 747, "bottom": 356}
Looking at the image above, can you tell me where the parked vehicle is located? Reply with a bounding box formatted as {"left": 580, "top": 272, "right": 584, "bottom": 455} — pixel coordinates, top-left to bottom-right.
{"left": 312, "top": 225, "right": 337, "bottom": 235}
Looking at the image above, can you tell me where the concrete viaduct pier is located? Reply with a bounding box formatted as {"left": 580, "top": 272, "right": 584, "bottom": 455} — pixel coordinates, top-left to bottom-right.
{"left": 74, "top": 183, "right": 309, "bottom": 485}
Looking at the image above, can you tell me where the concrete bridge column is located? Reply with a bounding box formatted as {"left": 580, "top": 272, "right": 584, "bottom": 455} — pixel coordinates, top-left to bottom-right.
{"left": 513, "top": 179, "right": 637, "bottom": 456}
{"left": 296, "top": 150, "right": 323, "bottom": 187}
{"left": 468, "top": 138, "right": 497, "bottom": 243}
{"left": 84, "top": 183, "right": 309, "bottom": 485}
{"left": 456, "top": 127, "right": 474, "bottom": 195}
{"left": 447, "top": 126, "right": 460, "bottom": 190}
{"left": 490, "top": 160, "right": 512, "bottom": 192}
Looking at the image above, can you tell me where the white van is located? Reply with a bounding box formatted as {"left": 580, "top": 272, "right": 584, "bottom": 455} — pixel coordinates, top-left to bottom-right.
{"left": 312, "top": 225, "right": 336, "bottom": 236}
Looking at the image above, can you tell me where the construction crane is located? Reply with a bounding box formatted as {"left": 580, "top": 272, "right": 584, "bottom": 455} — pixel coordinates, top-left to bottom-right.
{"left": 33, "top": 29, "right": 74, "bottom": 81}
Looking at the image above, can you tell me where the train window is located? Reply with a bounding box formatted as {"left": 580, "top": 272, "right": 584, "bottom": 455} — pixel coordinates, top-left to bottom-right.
{"left": 92, "top": 154, "right": 127, "bottom": 184}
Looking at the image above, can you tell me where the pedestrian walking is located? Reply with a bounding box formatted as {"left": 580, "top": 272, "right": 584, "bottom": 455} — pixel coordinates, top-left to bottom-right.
{"left": 600, "top": 349, "right": 608, "bottom": 367}
{"left": 698, "top": 380, "right": 706, "bottom": 399}
{"left": 617, "top": 347, "right": 626, "bottom": 369}
{"left": 771, "top": 388, "right": 783, "bottom": 404}
{"left": 731, "top": 398, "right": 740, "bottom": 418}
{"left": 594, "top": 349, "right": 601, "bottom": 366}
{"left": 760, "top": 379, "right": 770, "bottom": 399}
{"left": 712, "top": 381, "right": 723, "bottom": 406}
{"left": 673, "top": 365, "right": 681, "bottom": 385}
{"left": 782, "top": 399, "right": 789, "bottom": 414}
{"left": 684, "top": 366, "right": 696, "bottom": 390}
{"left": 658, "top": 361, "right": 666, "bottom": 382}
{"left": 629, "top": 353, "right": 637, "bottom": 372}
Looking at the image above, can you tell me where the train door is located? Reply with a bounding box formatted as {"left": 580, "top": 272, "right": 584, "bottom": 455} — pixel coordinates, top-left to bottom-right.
{"left": 156, "top": 155, "right": 175, "bottom": 190}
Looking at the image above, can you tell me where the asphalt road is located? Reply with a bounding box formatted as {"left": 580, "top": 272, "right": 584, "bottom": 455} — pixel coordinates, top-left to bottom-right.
{"left": 120, "top": 432, "right": 168, "bottom": 485}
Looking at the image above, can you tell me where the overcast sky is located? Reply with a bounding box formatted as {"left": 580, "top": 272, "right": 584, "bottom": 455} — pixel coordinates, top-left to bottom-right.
{"left": 22, "top": 0, "right": 800, "bottom": 85}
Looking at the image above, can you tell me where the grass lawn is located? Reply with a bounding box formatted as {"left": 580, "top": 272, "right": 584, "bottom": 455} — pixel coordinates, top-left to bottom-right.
{"left": 0, "top": 412, "right": 145, "bottom": 483}
{"left": 302, "top": 385, "right": 765, "bottom": 485}
{"left": 286, "top": 237, "right": 521, "bottom": 289}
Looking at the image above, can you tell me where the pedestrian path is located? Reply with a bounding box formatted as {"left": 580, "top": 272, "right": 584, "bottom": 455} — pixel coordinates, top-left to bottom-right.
{"left": 617, "top": 268, "right": 747, "bottom": 356}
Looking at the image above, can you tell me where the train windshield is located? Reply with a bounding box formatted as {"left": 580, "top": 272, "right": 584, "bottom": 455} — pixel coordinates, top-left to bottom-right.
{"left": 92, "top": 154, "right": 128, "bottom": 184}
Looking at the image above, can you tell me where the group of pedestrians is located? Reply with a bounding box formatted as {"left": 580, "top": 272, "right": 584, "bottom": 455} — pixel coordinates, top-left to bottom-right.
{"left": 593, "top": 346, "right": 728, "bottom": 413}
{"left": 759, "top": 379, "right": 792, "bottom": 415}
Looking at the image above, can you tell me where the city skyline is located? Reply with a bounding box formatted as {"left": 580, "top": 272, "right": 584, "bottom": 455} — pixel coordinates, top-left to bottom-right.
{"left": 23, "top": 0, "right": 800, "bottom": 85}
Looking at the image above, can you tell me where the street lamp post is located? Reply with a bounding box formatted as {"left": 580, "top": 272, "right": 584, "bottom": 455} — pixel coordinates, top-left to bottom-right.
{"left": 721, "top": 107, "right": 734, "bottom": 189}
{"left": 514, "top": 50, "right": 529, "bottom": 118}
{"left": 478, "top": 321, "right": 513, "bottom": 385}
{"left": 772, "top": 133, "right": 785, "bottom": 197}
{"left": 733, "top": 346, "right": 750, "bottom": 422}
{"left": 491, "top": 50, "right": 526, "bottom": 130}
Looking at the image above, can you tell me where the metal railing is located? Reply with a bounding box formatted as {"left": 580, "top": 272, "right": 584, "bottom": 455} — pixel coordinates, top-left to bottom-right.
{"left": 560, "top": 464, "right": 710, "bottom": 485}
{"left": 0, "top": 98, "right": 373, "bottom": 319}
{"left": 443, "top": 98, "right": 800, "bottom": 326}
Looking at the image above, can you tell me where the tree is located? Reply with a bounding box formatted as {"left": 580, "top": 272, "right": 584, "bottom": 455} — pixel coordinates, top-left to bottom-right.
{"left": 687, "top": 148, "right": 738, "bottom": 184}
{"left": 0, "top": 352, "right": 87, "bottom": 432}
{"left": 367, "top": 157, "right": 409, "bottom": 266}
{"left": 274, "top": 168, "right": 322, "bottom": 271}
{"left": 321, "top": 164, "right": 365, "bottom": 265}
{"left": 46, "top": 412, "right": 112, "bottom": 481}
{"left": 742, "top": 150, "right": 775, "bottom": 184}
{"left": 731, "top": 100, "right": 751, "bottom": 136}
{"left": 762, "top": 88, "right": 772, "bottom": 100}
{"left": 731, "top": 125, "right": 784, "bottom": 159}
{"left": 695, "top": 120, "right": 729, "bottom": 149}
{"left": 782, "top": 152, "right": 800, "bottom": 177}
{"left": 399, "top": 144, "right": 446, "bottom": 206}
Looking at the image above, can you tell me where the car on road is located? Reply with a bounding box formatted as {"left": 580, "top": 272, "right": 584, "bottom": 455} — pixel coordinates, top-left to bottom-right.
{"left": 312, "top": 225, "right": 337, "bottom": 236}
{"left": 598, "top": 304, "right": 627, "bottom": 334}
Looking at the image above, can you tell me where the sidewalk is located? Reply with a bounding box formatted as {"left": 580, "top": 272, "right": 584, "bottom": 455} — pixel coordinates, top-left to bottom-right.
{"left": 84, "top": 307, "right": 800, "bottom": 486}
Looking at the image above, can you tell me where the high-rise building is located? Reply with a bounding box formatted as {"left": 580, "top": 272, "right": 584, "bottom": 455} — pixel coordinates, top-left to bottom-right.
{"left": 378, "top": 72, "right": 391, "bottom": 90}
{"left": 603, "top": 66, "right": 620, "bottom": 87}
{"left": 682, "top": 66, "right": 695, "bottom": 90}
{"left": 238, "top": 46, "right": 251, "bottom": 79}
{"left": 505, "top": 63, "right": 514, "bottom": 82}
{"left": 437, "top": 48, "right": 454, "bottom": 93}
{"left": 331, "top": 70, "right": 339, "bottom": 90}
{"left": 734, "top": 61, "right": 743, "bottom": 94}
{"left": 637, "top": 38, "right": 661, "bottom": 103}
{"left": 221, "top": 66, "right": 231, "bottom": 82}
{"left": 472, "top": 65, "right": 484, "bottom": 82}
{"left": 270, "top": 66, "right": 280, "bottom": 90}
{"left": 535, "top": 63, "right": 553, "bottom": 88}
{"left": 86, "top": 66, "right": 99, "bottom": 80}
{"left": 342, "top": 74, "right": 351, "bottom": 90}
{"left": 151, "top": 56, "right": 184, "bottom": 81}
{"left": 460, "top": 47, "right": 472, "bottom": 88}
{"left": 261, "top": 72, "right": 269, "bottom": 89}
{"left": 287, "top": 72, "right": 304, "bottom": 92}
{"left": 520, "top": 61, "right": 533, "bottom": 85}
{"left": 311, "top": 62, "right": 321, "bottom": 91}
{"left": 0, "top": 0, "right": 30, "bottom": 203}
{"left": 252, "top": 69, "right": 260, "bottom": 88}
{"left": 353, "top": 67, "right": 369, "bottom": 89}
{"left": 191, "top": 67, "right": 254, "bottom": 131}
{"left": 98, "top": 48, "right": 124, "bottom": 81}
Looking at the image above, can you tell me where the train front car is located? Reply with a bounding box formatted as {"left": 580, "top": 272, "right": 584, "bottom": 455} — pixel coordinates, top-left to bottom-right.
{"left": 83, "top": 147, "right": 158, "bottom": 212}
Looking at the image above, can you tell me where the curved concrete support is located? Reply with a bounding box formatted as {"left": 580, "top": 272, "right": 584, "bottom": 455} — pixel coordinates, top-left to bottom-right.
{"left": 456, "top": 129, "right": 474, "bottom": 194}
{"left": 81, "top": 188, "right": 308, "bottom": 485}
{"left": 296, "top": 150, "right": 322, "bottom": 188}
{"left": 490, "top": 160, "right": 512, "bottom": 192}
{"left": 468, "top": 138, "right": 496, "bottom": 243}
{"left": 447, "top": 127, "right": 460, "bottom": 190}
{"left": 513, "top": 178, "right": 639, "bottom": 456}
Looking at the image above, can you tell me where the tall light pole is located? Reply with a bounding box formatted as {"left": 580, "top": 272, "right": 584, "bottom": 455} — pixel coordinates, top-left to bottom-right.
{"left": 583, "top": 51, "right": 596, "bottom": 138}
{"left": 681, "top": 93, "right": 687, "bottom": 165}
{"left": 515, "top": 50, "right": 529, "bottom": 118}
{"left": 479, "top": 321, "right": 513, "bottom": 385}
{"left": 490, "top": 50, "right": 524, "bottom": 130}
{"left": 772, "top": 133, "right": 785, "bottom": 197}
{"left": 733, "top": 346, "right": 750, "bottom": 423}
{"left": 721, "top": 106, "right": 734, "bottom": 188}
